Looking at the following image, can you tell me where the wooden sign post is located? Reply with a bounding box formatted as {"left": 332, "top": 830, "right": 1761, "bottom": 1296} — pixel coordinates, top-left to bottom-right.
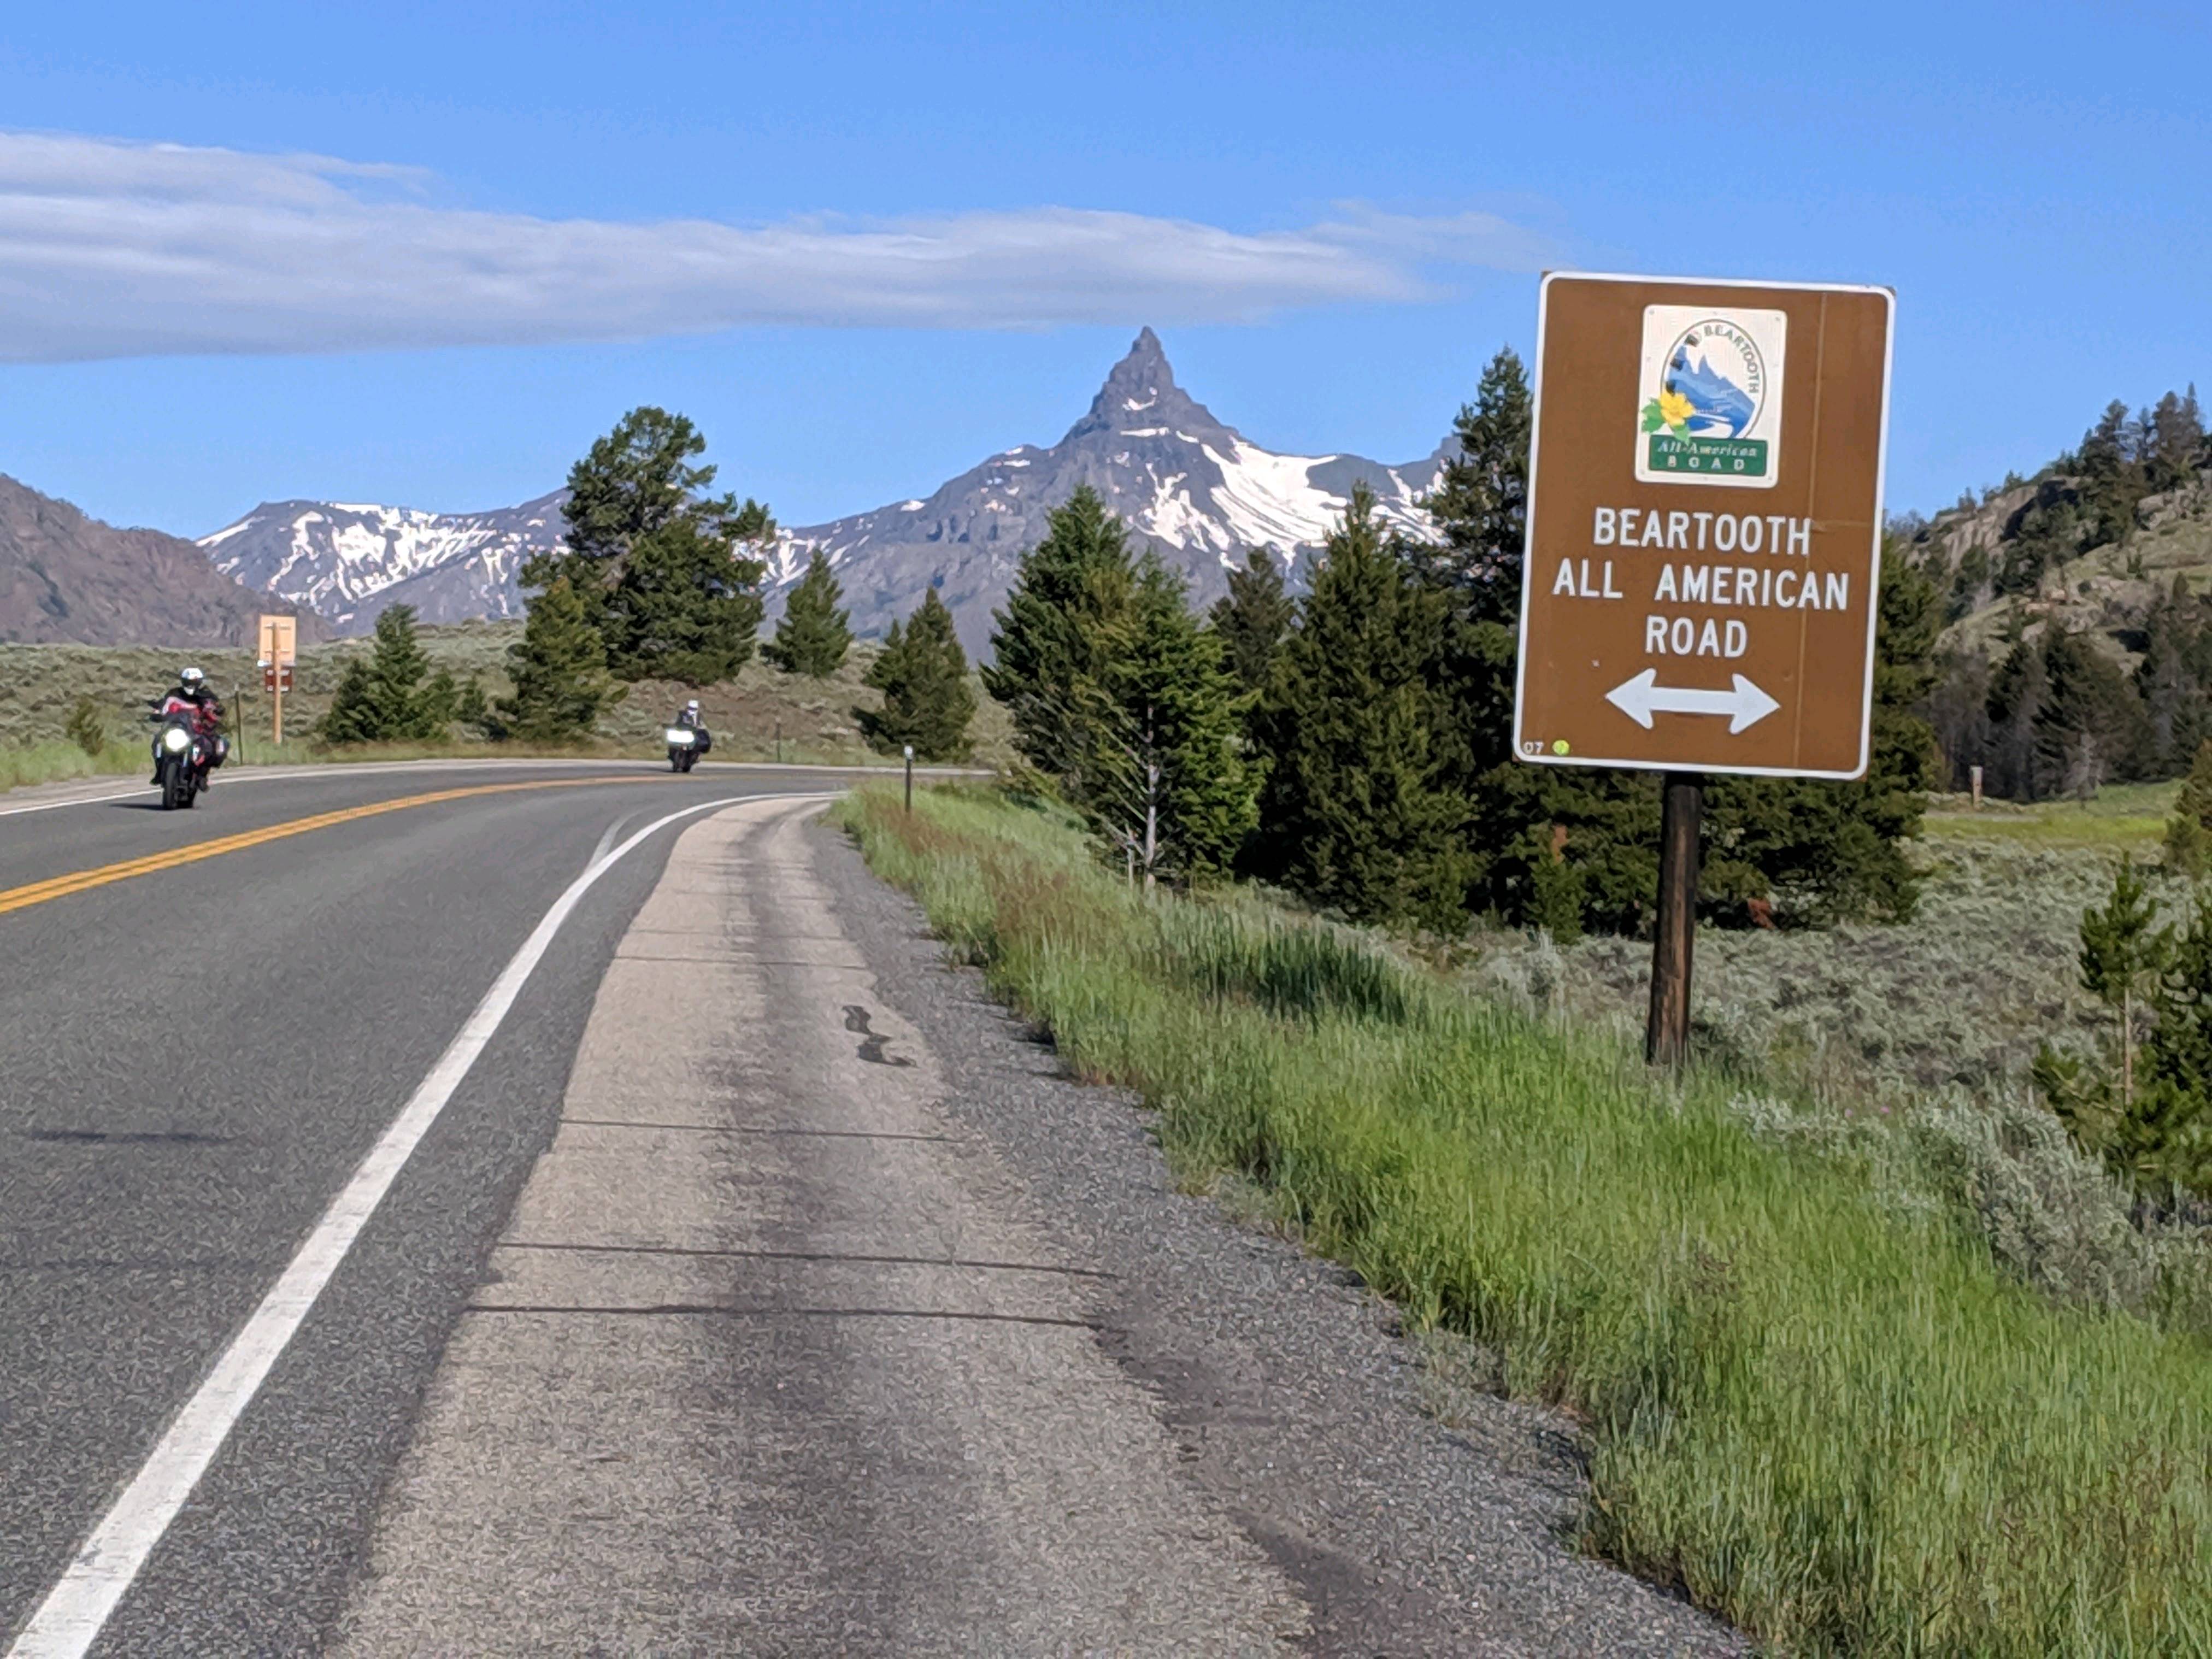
{"left": 1513, "top": 273, "right": 1894, "bottom": 1064}
{"left": 257, "top": 614, "right": 298, "bottom": 746}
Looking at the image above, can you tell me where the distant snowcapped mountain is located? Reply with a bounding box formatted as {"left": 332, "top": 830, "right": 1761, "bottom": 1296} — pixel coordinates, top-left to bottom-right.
{"left": 199, "top": 330, "right": 1446, "bottom": 649}
{"left": 198, "top": 493, "right": 565, "bottom": 634}
{"left": 772, "top": 328, "right": 1445, "bottom": 651}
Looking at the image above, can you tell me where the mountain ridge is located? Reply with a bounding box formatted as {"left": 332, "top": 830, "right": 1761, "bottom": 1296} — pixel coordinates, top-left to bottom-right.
{"left": 198, "top": 330, "right": 1447, "bottom": 651}
{"left": 0, "top": 474, "right": 317, "bottom": 648}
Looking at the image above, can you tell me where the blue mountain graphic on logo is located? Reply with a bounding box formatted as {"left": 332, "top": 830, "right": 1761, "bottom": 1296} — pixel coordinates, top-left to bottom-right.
{"left": 1666, "top": 347, "right": 1757, "bottom": 437}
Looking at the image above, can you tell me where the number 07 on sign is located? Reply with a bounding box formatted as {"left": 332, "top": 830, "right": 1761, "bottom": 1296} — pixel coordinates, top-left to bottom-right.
{"left": 1512, "top": 272, "right": 1895, "bottom": 779}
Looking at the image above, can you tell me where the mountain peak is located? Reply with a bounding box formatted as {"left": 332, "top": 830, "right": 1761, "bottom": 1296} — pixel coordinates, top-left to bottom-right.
{"left": 1064, "top": 327, "right": 1232, "bottom": 444}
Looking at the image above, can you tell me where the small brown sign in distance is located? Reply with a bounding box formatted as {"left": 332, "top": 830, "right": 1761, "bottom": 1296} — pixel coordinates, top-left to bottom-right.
{"left": 257, "top": 613, "right": 297, "bottom": 668}
{"left": 1513, "top": 272, "right": 1893, "bottom": 779}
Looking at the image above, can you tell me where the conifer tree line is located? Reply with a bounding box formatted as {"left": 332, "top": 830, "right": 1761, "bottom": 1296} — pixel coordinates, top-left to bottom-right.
{"left": 989, "top": 349, "right": 1940, "bottom": 934}
{"left": 1915, "top": 385, "right": 2212, "bottom": 802}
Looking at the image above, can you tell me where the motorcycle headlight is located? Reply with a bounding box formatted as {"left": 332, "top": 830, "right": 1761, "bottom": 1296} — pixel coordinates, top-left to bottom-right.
{"left": 161, "top": 726, "right": 192, "bottom": 752}
{"left": 664, "top": 728, "right": 695, "bottom": 746}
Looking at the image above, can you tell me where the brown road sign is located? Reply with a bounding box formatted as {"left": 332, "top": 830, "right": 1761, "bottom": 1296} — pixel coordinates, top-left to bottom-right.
{"left": 1513, "top": 272, "right": 1893, "bottom": 779}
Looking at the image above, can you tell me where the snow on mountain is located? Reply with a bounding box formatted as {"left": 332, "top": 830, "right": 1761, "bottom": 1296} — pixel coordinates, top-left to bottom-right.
{"left": 199, "top": 329, "right": 1449, "bottom": 652}
{"left": 198, "top": 492, "right": 565, "bottom": 635}
{"left": 776, "top": 328, "right": 1445, "bottom": 651}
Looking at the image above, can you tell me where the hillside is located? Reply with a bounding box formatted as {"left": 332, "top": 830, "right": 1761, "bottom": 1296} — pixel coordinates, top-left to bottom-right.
{"left": 0, "top": 474, "right": 317, "bottom": 647}
{"left": 197, "top": 329, "right": 1445, "bottom": 652}
{"left": 1909, "top": 473, "right": 2212, "bottom": 660}
{"left": 0, "top": 620, "right": 1013, "bottom": 769}
{"left": 1900, "top": 389, "right": 2212, "bottom": 796}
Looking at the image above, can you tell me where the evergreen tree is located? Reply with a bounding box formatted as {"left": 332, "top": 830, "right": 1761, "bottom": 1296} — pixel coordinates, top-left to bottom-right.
{"left": 2108, "top": 903, "right": 2212, "bottom": 1203}
{"left": 861, "top": 587, "right": 975, "bottom": 762}
{"left": 605, "top": 514, "right": 765, "bottom": 685}
{"left": 1248, "top": 485, "right": 1470, "bottom": 929}
{"left": 2033, "top": 627, "right": 2144, "bottom": 798}
{"left": 764, "top": 550, "right": 852, "bottom": 678}
{"left": 1985, "top": 635, "right": 2050, "bottom": 799}
{"left": 2077, "top": 398, "right": 2147, "bottom": 546}
{"left": 530, "top": 407, "right": 770, "bottom": 683}
{"left": 497, "top": 577, "right": 616, "bottom": 742}
{"left": 2076, "top": 856, "right": 2172, "bottom": 1108}
{"left": 2149, "top": 387, "right": 2205, "bottom": 491}
{"left": 318, "top": 604, "right": 449, "bottom": 743}
{"left": 1083, "top": 556, "right": 1255, "bottom": 883}
{"left": 2164, "top": 739, "right": 2212, "bottom": 875}
{"left": 1410, "top": 344, "right": 1531, "bottom": 625}
{"left": 2133, "top": 577, "right": 2211, "bottom": 774}
{"left": 984, "top": 485, "right": 1137, "bottom": 789}
{"left": 1208, "top": 548, "right": 1293, "bottom": 695}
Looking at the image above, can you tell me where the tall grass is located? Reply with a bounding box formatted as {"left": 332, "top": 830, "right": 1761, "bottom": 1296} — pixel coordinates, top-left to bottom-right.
{"left": 0, "top": 739, "right": 146, "bottom": 792}
{"left": 838, "top": 784, "right": 2212, "bottom": 1655}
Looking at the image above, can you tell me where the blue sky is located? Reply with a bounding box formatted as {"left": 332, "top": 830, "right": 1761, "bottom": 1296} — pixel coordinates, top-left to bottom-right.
{"left": 0, "top": 0, "right": 2203, "bottom": 537}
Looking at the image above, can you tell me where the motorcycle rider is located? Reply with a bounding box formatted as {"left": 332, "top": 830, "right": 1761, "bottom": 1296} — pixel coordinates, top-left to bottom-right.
{"left": 152, "top": 667, "right": 228, "bottom": 788}
{"left": 673, "top": 699, "right": 711, "bottom": 755}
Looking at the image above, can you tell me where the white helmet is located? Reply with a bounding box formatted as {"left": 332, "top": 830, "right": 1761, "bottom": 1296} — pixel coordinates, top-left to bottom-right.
{"left": 686, "top": 700, "right": 700, "bottom": 713}
{"left": 179, "top": 667, "right": 206, "bottom": 692}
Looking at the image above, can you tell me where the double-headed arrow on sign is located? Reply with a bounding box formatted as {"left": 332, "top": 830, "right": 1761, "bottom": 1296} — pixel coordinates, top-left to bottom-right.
{"left": 1604, "top": 669, "right": 1781, "bottom": 735}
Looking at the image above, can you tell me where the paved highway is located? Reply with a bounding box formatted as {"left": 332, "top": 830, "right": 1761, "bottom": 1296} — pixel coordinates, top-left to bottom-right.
{"left": 0, "top": 763, "right": 843, "bottom": 1654}
{"left": 0, "top": 759, "right": 1735, "bottom": 1656}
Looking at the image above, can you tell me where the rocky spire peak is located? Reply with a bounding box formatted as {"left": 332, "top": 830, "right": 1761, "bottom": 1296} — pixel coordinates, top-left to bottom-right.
{"left": 1064, "top": 327, "right": 1231, "bottom": 444}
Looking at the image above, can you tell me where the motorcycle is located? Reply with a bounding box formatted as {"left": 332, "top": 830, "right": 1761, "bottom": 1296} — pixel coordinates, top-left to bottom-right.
{"left": 665, "top": 723, "right": 709, "bottom": 773}
{"left": 149, "top": 709, "right": 214, "bottom": 810}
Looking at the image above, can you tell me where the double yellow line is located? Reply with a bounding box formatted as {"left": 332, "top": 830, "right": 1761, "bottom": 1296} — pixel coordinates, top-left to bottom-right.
{"left": 0, "top": 776, "right": 644, "bottom": 919}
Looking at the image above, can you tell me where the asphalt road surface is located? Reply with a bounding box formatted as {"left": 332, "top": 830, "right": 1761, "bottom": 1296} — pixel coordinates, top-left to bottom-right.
{"left": 0, "top": 759, "right": 1736, "bottom": 1657}
{"left": 0, "top": 762, "right": 850, "bottom": 1655}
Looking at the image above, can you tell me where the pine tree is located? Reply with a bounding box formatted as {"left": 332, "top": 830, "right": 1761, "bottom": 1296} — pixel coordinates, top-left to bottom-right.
{"left": 1083, "top": 556, "right": 1255, "bottom": 883}
{"left": 498, "top": 577, "right": 616, "bottom": 742}
{"left": 605, "top": 514, "right": 766, "bottom": 685}
{"left": 2077, "top": 856, "right": 2172, "bottom": 1109}
{"left": 531, "top": 408, "right": 771, "bottom": 683}
{"left": 1208, "top": 548, "right": 1293, "bottom": 695}
{"left": 1248, "top": 485, "right": 1470, "bottom": 929}
{"left": 984, "top": 485, "right": 1137, "bottom": 789}
{"left": 861, "top": 588, "right": 975, "bottom": 762}
{"left": 319, "top": 604, "right": 447, "bottom": 743}
{"left": 2164, "top": 739, "right": 2212, "bottom": 875}
{"left": 765, "top": 550, "right": 852, "bottom": 678}
{"left": 2114, "top": 904, "right": 2212, "bottom": 1203}
{"left": 2033, "top": 627, "right": 2145, "bottom": 799}
{"left": 1410, "top": 345, "right": 1532, "bottom": 625}
{"left": 1985, "top": 634, "right": 2049, "bottom": 799}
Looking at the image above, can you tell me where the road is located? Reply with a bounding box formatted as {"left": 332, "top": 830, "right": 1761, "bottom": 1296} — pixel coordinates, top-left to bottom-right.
{"left": 0, "top": 758, "right": 1736, "bottom": 1656}
{"left": 0, "top": 762, "right": 840, "bottom": 1654}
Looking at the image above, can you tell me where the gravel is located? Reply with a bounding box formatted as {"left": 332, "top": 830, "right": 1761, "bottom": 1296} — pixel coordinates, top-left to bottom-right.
{"left": 814, "top": 820, "right": 1745, "bottom": 1658}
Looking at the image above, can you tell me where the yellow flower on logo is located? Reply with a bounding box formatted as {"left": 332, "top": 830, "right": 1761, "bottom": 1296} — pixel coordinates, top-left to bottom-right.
{"left": 1657, "top": 389, "right": 1695, "bottom": 430}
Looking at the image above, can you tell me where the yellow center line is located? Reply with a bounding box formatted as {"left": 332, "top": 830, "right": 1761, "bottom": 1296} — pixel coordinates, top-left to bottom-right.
{"left": 0, "top": 776, "right": 650, "bottom": 919}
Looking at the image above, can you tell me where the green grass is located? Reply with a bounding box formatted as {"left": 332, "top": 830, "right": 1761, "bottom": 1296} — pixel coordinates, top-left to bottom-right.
{"left": 0, "top": 623, "right": 1013, "bottom": 792}
{"left": 1920, "top": 781, "right": 2180, "bottom": 850}
{"left": 838, "top": 784, "right": 2212, "bottom": 1655}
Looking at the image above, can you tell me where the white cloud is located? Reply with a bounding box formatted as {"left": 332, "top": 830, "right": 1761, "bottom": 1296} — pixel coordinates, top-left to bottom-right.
{"left": 0, "top": 131, "right": 1556, "bottom": 362}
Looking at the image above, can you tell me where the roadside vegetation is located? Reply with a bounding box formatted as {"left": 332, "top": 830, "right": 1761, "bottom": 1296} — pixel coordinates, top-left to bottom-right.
{"left": 839, "top": 782, "right": 2212, "bottom": 1654}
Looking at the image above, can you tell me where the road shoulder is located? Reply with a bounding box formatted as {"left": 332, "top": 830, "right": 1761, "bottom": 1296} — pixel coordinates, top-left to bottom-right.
{"left": 813, "top": 816, "right": 1744, "bottom": 1657}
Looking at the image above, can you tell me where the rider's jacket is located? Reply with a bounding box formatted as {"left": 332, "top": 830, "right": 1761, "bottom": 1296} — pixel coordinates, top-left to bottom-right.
{"left": 158, "top": 690, "right": 222, "bottom": 736}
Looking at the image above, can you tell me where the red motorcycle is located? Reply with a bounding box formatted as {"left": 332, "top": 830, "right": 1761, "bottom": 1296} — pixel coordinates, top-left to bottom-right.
{"left": 148, "top": 695, "right": 225, "bottom": 810}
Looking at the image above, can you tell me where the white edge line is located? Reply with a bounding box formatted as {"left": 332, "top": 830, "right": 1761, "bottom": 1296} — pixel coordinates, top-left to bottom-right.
{"left": 3, "top": 789, "right": 834, "bottom": 1659}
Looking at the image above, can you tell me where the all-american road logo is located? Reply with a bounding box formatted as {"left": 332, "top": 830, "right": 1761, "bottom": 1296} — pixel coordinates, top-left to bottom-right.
{"left": 1636, "top": 306, "right": 1787, "bottom": 489}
